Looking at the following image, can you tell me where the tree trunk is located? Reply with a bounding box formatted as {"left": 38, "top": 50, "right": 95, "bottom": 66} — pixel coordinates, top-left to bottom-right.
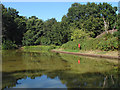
{"left": 103, "top": 16, "right": 109, "bottom": 33}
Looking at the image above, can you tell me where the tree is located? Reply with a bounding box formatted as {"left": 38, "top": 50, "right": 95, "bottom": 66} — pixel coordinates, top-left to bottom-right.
{"left": 98, "top": 3, "right": 117, "bottom": 30}
{"left": 2, "top": 4, "right": 26, "bottom": 45}
{"left": 2, "top": 2, "right": 118, "bottom": 48}
{"left": 22, "top": 16, "right": 44, "bottom": 45}
{"left": 41, "top": 18, "right": 57, "bottom": 45}
{"left": 64, "top": 2, "right": 117, "bottom": 37}
{"left": 14, "top": 16, "right": 27, "bottom": 44}
{"left": 71, "top": 28, "right": 93, "bottom": 41}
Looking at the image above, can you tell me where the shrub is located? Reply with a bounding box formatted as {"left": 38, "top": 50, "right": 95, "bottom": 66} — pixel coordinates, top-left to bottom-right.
{"left": 113, "top": 31, "right": 119, "bottom": 37}
{"left": 61, "top": 33, "right": 118, "bottom": 51}
{"left": 40, "top": 36, "right": 51, "bottom": 45}
{"left": 2, "top": 39, "right": 17, "bottom": 50}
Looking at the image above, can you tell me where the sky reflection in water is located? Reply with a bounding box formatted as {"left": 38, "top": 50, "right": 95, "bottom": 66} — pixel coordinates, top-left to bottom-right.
{"left": 14, "top": 75, "right": 67, "bottom": 88}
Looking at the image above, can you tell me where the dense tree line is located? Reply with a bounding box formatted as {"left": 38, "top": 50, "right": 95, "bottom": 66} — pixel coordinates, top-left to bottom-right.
{"left": 1, "top": 2, "right": 118, "bottom": 49}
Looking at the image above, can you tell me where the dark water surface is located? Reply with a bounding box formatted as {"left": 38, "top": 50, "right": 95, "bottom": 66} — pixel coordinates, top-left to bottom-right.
{"left": 2, "top": 50, "right": 119, "bottom": 89}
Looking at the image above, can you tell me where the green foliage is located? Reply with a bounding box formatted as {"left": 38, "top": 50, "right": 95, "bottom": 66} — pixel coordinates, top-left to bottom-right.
{"left": 97, "top": 37, "right": 118, "bottom": 51}
{"left": 2, "top": 39, "right": 17, "bottom": 50}
{"left": 71, "top": 28, "right": 93, "bottom": 40}
{"left": 23, "top": 45, "right": 56, "bottom": 51}
{"left": 96, "top": 33, "right": 118, "bottom": 51}
{"left": 61, "top": 39, "right": 84, "bottom": 50}
{"left": 2, "top": 5, "right": 26, "bottom": 45}
{"left": 113, "top": 31, "right": 119, "bottom": 37}
{"left": 2, "top": 3, "right": 118, "bottom": 50}
{"left": 64, "top": 2, "right": 117, "bottom": 37}
{"left": 40, "top": 36, "right": 51, "bottom": 45}
{"left": 22, "top": 18, "right": 71, "bottom": 46}
{"left": 22, "top": 17, "right": 44, "bottom": 46}
{"left": 22, "top": 30, "right": 35, "bottom": 46}
{"left": 61, "top": 33, "right": 118, "bottom": 51}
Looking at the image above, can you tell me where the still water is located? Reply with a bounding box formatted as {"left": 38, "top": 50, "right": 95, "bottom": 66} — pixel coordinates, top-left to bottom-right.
{"left": 2, "top": 50, "right": 119, "bottom": 89}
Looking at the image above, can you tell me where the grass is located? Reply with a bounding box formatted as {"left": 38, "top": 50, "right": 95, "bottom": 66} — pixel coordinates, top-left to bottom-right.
{"left": 57, "top": 33, "right": 118, "bottom": 57}
{"left": 21, "top": 32, "right": 118, "bottom": 57}
{"left": 63, "top": 49, "right": 80, "bottom": 52}
{"left": 61, "top": 33, "right": 118, "bottom": 51}
{"left": 21, "top": 45, "right": 58, "bottom": 52}
{"left": 21, "top": 45, "right": 118, "bottom": 57}
{"left": 54, "top": 49, "right": 118, "bottom": 57}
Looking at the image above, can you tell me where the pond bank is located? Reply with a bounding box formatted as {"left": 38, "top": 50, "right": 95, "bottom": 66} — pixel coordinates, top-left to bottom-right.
{"left": 51, "top": 49, "right": 119, "bottom": 60}
{"left": 20, "top": 45, "right": 119, "bottom": 59}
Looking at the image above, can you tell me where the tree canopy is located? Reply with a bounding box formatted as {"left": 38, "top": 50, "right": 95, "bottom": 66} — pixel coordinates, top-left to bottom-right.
{"left": 1, "top": 2, "right": 118, "bottom": 48}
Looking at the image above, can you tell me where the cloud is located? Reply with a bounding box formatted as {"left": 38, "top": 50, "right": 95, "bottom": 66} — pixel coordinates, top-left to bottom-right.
{"left": 13, "top": 76, "right": 67, "bottom": 88}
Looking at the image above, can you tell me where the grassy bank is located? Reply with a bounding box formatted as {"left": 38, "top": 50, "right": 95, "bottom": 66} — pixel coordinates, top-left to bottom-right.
{"left": 52, "top": 49, "right": 118, "bottom": 57}
{"left": 21, "top": 45, "right": 60, "bottom": 52}
{"left": 53, "top": 33, "right": 118, "bottom": 57}
{"left": 21, "top": 45, "right": 118, "bottom": 57}
{"left": 61, "top": 33, "right": 118, "bottom": 51}
{"left": 21, "top": 33, "right": 118, "bottom": 56}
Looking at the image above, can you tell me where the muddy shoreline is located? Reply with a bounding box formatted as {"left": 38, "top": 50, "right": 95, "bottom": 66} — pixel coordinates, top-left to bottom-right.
{"left": 51, "top": 50, "right": 119, "bottom": 60}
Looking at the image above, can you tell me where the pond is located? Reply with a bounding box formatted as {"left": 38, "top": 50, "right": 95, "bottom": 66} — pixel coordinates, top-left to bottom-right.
{"left": 2, "top": 50, "right": 119, "bottom": 89}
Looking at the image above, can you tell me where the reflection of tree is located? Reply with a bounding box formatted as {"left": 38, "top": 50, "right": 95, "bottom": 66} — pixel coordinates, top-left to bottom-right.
{"left": 47, "top": 71, "right": 119, "bottom": 88}
{"left": 102, "top": 75, "right": 118, "bottom": 88}
{"left": 2, "top": 69, "right": 119, "bottom": 89}
{"left": 2, "top": 51, "right": 118, "bottom": 89}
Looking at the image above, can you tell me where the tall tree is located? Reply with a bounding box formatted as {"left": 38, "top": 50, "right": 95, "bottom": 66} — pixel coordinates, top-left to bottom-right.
{"left": 2, "top": 4, "right": 26, "bottom": 45}
{"left": 64, "top": 2, "right": 117, "bottom": 37}
{"left": 22, "top": 16, "right": 44, "bottom": 45}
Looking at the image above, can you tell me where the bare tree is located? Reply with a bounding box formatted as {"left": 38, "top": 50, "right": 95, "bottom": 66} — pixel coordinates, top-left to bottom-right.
{"left": 103, "top": 16, "right": 109, "bottom": 33}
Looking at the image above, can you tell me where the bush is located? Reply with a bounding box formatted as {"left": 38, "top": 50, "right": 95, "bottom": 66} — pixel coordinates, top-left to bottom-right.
{"left": 2, "top": 39, "right": 17, "bottom": 50}
{"left": 97, "top": 37, "right": 118, "bottom": 51}
{"left": 40, "top": 36, "right": 51, "bottom": 45}
{"left": 61, "top": 39, "right": 84, "bottom": 50}
{"left": 61, "top": 33, "right": 118, "bottom": 51}
{"left": 113, "top": 31, "right": 119, "bottom": 37}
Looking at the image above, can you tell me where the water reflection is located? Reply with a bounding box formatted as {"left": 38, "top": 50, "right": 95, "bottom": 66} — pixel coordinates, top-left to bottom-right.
{"left": 14, "top": 75, "right": 67, "bottom": 88}
{"left": 2, "top": 50, "right": 119, "bottom": 89}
